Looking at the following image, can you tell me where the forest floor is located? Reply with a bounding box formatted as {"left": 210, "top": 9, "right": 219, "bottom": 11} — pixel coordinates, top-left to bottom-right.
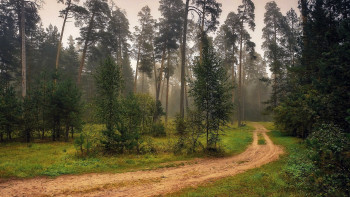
{"left": 0, "top": 123, "right": 284, "bottom": 197}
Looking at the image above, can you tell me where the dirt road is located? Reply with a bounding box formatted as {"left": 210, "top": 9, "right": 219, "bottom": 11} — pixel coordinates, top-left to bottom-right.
{"left": 0, "top": 123, "right": 283, "bottom": 197}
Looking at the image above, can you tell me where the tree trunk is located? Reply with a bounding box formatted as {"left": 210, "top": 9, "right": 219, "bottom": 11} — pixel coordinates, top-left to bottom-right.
{"left": 141, "top": 72, "right": 145, "bottom": 93}
{"left": 65, "top": 125, "right": 69, "bottom": 142}
{"left": 180, "top": 0, "right": 190, "bottom": 118}
{"left": 134, "top": 45, "right": 141, "bottom": 93}
{"left": 273, "top": 19, "right": 278, "bottom": 108}
{"left": 25, "top": 129, "right": 30, "bottom": 143}
{"left": 258, "top": 83, "right": 261, "bottom": 121}
{"left": 71, "top": 127, "right": 74, "bottom": 139}
{"left": 55, "top": 0, "right": 71, "bottom": 83}
{"left": 6, "top": 125, "right": 11, "bottom": 140}
{"left": 242, "top": 67, "right": 246, "bottom": 122}
{"left": 160, "top": 73, "right": 165, "bottom": 101}
{"left": 41, "top": 129, "right": 45, "bottom": 140}
{"left": 185, "top": 81, "right": 189, "bottom": 110}
{"left": 199, "top": 0, "right": 206, "bottom": 63}
{"left": 78, "top": 12, "right": 96, "bottom": 84}
{"left": 156, "top": 47, "right": 166, "bottom": 101}
{"left": 153, "top": 53, "right": 159, "bottom": 122}
{"left": 165, "top": 50, "right": 170, "bottom": 125}
{"left": 21, "top": 0, "right": 26, "bottom": 98}
{"left": 301, "top": 0, "right": 308, "bottom": 47}
{"left": 238, "top": 26, "right": 243, "bottom": 127}
{"left": 231, "top": 47, "right": 235, "bottom": 124}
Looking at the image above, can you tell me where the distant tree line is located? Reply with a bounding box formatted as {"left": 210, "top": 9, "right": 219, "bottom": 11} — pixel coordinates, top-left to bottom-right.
{"left": 0, "top": 0, "right": 271, "bottom": 144}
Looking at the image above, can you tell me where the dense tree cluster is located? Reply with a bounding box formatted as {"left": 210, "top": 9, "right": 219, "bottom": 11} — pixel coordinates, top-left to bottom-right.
{"left": 0, "top": 0, "right": 271, "bottom": 144}
{"left": 260, "top": 1, "right": 350, "bottom": 195}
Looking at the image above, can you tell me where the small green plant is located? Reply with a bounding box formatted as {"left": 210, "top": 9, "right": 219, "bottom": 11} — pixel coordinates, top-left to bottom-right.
{"left": 74, "top": 134, "right": 85, "bottom": 155}
{"left": 73, "top": 125, "right": 97, "bottom": 156}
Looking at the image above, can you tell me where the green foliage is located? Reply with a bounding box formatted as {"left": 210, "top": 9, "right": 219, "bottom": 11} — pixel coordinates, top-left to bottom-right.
{"left": 151, "top": 122, "right": 166, "bottom": 137}
{"left": 306, "top": 124, "right": 350, "bottom": 196}
{"left": 95, "top": 57, "right": 122, "bottom": 152}
{"left": 0, "top": 123, "right": 254, "bottom": 179}
{"left": 73, "top": 125, "right": 99, "bottom": 156}
{"left": 283, "top": 124, "right": 350, "bottom": 196}
{"left": 74, "top": 134, "right": 86, "bottom": 155}
{"left": 346, "top": 109, "right": 350, "bottom": 125}
{"left": 136, "top": 94, "right": 155, "bottom": 134}
{"left": 0, "top": 86, "right": 21, "bottom": 141}
{"left": 274, "top": 88, "right": 318, "bottom": 138}
{"left": 190, "top": 36, "right": 233, "bottom": 149}
{"left": 274, "top": 0, "right": 350, "bottom": 137}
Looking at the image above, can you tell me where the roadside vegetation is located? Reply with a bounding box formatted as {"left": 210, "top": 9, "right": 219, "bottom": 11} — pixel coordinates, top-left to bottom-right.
{"left": 0, "top": 123, "right": 253, "bottom": 179}
{"left": 169, "top": 125, "right": 307, "bottom": 196}
{"left": 170, "top": 123, "right": 350, "bottom": 197}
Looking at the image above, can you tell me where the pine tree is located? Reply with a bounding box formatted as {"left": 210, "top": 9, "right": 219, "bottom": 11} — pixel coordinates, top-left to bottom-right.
{"left": 190, "top": 36, "right": 232, "bottom": 149}
{"left": 133, "top": 6, "right": 155, "bottom": 93}
{"left": 94, "top": 57, "right": 122, "bottom": 151}
{"left": 237, "top": 0, "right": 255, "bottom": 126}
{"left": 0, "top": 86, "right": 21, "bottom": 141}
{"left": 192, "top": 0, "right": 222, "bottom": 61}
{"left": 55, "top": 0, "right": 86, "bottom": 74}
{"left": 76, "top": 0, "right": 110, "bottom": 84}
{"left": 262, "top": 1, "right": 289, "bottom": 110}
{"left": 154, "top": 0, "right": 184, "bottom": 123}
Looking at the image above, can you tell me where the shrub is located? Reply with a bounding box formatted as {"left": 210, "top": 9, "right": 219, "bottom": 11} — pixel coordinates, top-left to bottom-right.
{"left": 306, "top": 124, "right": 350, "bottom": 196}
{"left": 285, "top": 123, "right": 350, "bottom": 196}
{"left": 151, "top": 122, "right": 166, "bottom": 137}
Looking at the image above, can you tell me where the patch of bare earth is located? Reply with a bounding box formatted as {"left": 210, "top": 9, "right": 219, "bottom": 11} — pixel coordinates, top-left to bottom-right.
{"left": 0, "top": 123, "right": 284, "bottom": 197}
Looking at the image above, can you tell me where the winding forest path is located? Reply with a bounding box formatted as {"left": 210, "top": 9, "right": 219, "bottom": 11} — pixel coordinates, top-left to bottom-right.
{"left": 0, "top": 123, "right": 284, "bottom": 197}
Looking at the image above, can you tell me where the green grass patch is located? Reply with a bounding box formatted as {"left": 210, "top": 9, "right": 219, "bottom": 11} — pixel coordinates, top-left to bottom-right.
{"left": 168, "top": 124, "right": 308, "bottom": 197}
{"left": 221, "top": 123, "right": 254, "bottom": 155}
{"left": 258, "top": 121, "right": 275, "bottom": 131}
{"left": 0, "top": 124, "right": 254, "bottom": 179}
{"left": 258, "top": 133, "right": 266, "bottom": 145}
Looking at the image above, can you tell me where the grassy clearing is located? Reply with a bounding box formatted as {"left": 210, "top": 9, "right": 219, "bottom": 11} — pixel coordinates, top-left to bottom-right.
{"left": 0, "top": 123, "right": 253, "bottom": 179}
{"left": 168, "top": 123, "right": 308, "bottom": 197}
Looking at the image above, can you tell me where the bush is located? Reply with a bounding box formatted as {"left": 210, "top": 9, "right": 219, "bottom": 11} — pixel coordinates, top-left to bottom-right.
{"left": 174, "top": 111, "right": 205, "bottom": 155}
{"left": 74, "top": 125, "right": 99, "bottom": 156}
{"left": 285, "top": 123, "right": 350, "bottom": 196}
{"left": 306, "top": 124, "right": 350, "bottom": 196}
{"left": 150, "top": 122, "right": 166, "bottom": 137}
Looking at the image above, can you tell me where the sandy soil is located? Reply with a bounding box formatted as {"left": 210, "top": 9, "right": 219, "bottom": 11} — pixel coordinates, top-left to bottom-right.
{"left": 0, "top": 123, "right": 284, "bottom": 197}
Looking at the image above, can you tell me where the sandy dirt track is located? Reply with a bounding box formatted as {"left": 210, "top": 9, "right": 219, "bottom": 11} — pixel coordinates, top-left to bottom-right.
{"left": 0, "top": 123, "right": 284, "bottom": 197}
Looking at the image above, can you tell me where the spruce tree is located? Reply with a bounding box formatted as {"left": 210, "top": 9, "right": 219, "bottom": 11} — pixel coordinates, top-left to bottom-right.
{"left": 190, "top": 36, "right": 232, "bottom": 149}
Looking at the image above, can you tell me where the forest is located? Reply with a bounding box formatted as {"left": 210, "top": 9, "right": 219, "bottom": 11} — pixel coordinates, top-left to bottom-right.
{"left": 0, "top": 0, "right": 349, "bottom": 196}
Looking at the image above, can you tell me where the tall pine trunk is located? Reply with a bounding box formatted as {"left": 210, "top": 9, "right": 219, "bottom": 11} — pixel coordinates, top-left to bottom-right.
{"left": 134, "top": 45, "right": 141, "bottom": 93}
{"left": 156, "top": 47, "right": 166, "bottom": 101}
{"left": 199, "top": 0, "right": 206, "bottom": 63}
{"left": 231, "top": 47, "right": 235, "bottom": 124}
{"left": 180, "top": 0, "right": 190, "bottom": 118}
{"left": 78, "top": 12, "right": 95, "bottom": 84}
{"left": 238, "top": 26, "right": 243, "bottom": 127}
{"left": 56, "top": 0, "right": 71, "bottom": 81}
{"left": 21, "top": 0, "right": 26, "bottom": 98}
{"left": 165, "top": 50, "right": 170, "bottom": 125}
{"left": 141, "top": 72, "right": 145, "bottom": 93}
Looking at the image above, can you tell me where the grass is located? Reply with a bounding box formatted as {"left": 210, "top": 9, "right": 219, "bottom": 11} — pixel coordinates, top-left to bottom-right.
{"left": 221, "top": 123, "right": 254, "bottom": 155}
{"left": 258, "top": 133, "right": 266, "bottom": 145}
{"left": 0, "top": 123, "right": 253, "bottom": 179}
{"left": 168, "top": 123, "right": 308, "bottom": 197}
